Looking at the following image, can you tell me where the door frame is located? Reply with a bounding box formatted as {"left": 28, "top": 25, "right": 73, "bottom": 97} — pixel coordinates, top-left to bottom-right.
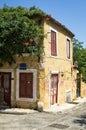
{"left": 16, "top": 69, "right": 37, "bottom": 102}
{"left": 50, "top": 71, "right": 59, "bottom": 106}
{"left": 0, "top": 69, "right": 14, "bottom": 106}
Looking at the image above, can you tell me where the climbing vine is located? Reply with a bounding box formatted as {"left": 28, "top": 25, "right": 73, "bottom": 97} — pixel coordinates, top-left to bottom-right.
{"left": 0, "top": 6, "right": 47, "bottom": 66}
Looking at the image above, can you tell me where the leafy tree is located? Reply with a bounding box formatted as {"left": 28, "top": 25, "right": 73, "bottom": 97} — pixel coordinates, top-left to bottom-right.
{"left": 79, "top": 48, "right": 86, "bottom": 82}
{"left": 0, "top": 5, "right": 46, "bottom": 66}
{"left": 73, "top": 38, "right": 86, "bottom": 82}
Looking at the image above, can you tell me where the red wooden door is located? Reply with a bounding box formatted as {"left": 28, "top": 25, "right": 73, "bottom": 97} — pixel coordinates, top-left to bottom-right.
{"left": 0, "top": 72, "right": 11, "bottom": 105}
{"left": 50, "top": 74, "right": 58, "bottom": 105}
{"left": 19, "top": 73, "right": 33, "bottom": 98}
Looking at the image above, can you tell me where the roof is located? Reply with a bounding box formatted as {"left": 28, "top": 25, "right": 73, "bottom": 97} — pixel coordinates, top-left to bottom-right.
{"left": 28, "top": 7, "right": 75, "bottom": 37}
{"left": 45, "top": 15, "right": 75, "bottom": 37}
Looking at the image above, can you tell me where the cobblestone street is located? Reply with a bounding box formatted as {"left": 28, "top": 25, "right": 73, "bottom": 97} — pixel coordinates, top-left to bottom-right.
{"left": 0, "top": 103, "right": 86, "bottom": 130}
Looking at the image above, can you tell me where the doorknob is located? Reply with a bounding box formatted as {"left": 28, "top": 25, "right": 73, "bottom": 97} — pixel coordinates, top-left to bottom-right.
{"left": 5, "top": 90, "right": 8, "bottom": 93}
{"left": 27, "top": 81, "right": 30, "bottom": 84}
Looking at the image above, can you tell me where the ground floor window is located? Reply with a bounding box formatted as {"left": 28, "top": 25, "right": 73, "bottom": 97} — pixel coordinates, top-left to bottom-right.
{"left": 19, "top": 72, "right": 33, "bottom": 98}
{"left": 16, "top": 69, "right": 37, "bottom": 102}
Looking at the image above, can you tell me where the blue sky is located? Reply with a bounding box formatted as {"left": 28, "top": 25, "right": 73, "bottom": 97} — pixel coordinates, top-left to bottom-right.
{"left": 0, "top": 0, "right": 86, "bottom": 48}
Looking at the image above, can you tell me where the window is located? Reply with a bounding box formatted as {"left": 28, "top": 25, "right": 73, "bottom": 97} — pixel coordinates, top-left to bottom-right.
{"left": 51, "top": 30, "right": 57, "bottom": 56}
{"left": 16, "top": 69, "right": 37, "bottom": 102}
{"left": 19, "top": 73, "right": 33, "bottom": 98}
{"left": 66, "top": 38, "right": 70, "bottom": 59}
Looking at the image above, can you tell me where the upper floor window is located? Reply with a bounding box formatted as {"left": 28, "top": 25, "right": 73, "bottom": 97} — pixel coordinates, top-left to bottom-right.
{"left": 66, "top": 38, "right": 70, "bottom": 59}
{"left": 51, "top": 30, "right": 57, "bottom": 56}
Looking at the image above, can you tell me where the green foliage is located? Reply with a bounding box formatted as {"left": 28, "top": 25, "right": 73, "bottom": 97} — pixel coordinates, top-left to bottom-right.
{"left": 79, "top": 49, "right": 86, "bottom": 82}
{"left": 0, "top": 6, "right": 46, "bottom": 66}
{"left": 73, "top": 38, "right": 86, "bottom": 82}
{"left": 72, "top": 38, "right": 83, "bottom": 62}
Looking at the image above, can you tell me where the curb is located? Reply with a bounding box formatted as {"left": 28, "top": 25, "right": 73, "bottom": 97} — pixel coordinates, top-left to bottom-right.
{"left": 0, "top": 109, "right": 37, "bottom": 115}
{"left": 0, "top": 111, "right": 26, "bottom": 115}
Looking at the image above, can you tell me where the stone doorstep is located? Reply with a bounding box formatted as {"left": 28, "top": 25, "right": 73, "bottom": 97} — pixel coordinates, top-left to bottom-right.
{"left": 0, "top": 108, "right": 37, "bottom": 115}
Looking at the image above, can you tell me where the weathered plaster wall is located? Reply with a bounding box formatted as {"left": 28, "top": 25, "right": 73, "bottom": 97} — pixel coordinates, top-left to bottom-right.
{"left": 42, "top": 21, "right": 76, "bottom": 108}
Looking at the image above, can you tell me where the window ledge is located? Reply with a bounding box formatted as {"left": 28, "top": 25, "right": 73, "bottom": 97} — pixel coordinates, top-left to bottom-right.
{"left": 50, "top": 55, "right": 58, "bottom": 58}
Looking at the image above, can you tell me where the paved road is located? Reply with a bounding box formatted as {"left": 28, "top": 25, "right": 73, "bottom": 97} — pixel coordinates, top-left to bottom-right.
{"left": 0, "top": 103, "right": 86, "bottom": 130}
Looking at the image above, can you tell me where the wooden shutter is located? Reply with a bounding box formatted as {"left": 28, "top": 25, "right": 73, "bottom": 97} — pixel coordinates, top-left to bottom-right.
{"left": 19, "top": 73, "right": 33, "bottom": 98}
{"left": 51, "top": 30, "right": 57, "bottom": 56}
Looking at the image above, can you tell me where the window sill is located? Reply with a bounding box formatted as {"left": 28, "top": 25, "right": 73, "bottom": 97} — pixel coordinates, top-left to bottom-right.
{"left": 17, "top": 97, "right": 37, "bottom": 102}
{"left": 50, "top": 55, "right": 58, "bottom": 59}
{"left": 66, "top": 57, "right": 71, "bottom": 60}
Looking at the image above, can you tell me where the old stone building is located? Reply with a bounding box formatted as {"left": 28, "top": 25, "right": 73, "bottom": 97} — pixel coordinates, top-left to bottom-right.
{"left": 0, "top": 9, "right": 84, "bottom": 109}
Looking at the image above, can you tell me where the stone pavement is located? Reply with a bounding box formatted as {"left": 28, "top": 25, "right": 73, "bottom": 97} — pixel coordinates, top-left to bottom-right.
{"left": 44, "top": 97, "right": 86, "bottom": 113}
{"left": 0, "top": 97, "right": 86, "bottom": 114}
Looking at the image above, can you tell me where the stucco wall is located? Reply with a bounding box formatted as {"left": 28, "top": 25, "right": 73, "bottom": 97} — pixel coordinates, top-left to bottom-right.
{"left": 42, "top": 21, "right": 76, "bottom": 108}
